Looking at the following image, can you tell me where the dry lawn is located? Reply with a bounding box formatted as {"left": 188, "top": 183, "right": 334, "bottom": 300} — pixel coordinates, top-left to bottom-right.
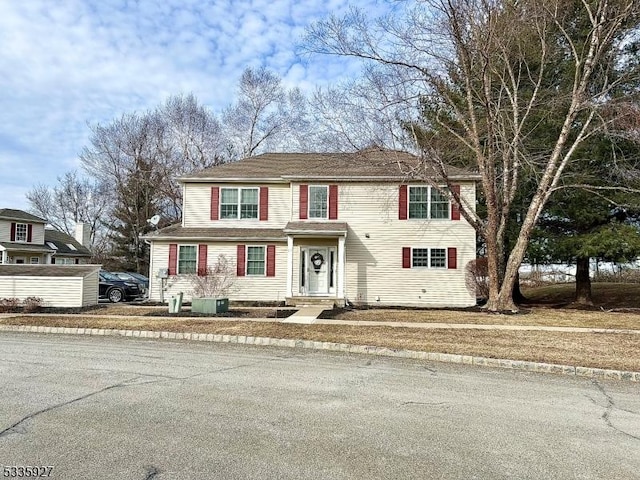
{"left": 2, "top": 282, "right": 640, "bottom": 373}
{"left": 2, "top": 315, "right": 639, "bottom": 372}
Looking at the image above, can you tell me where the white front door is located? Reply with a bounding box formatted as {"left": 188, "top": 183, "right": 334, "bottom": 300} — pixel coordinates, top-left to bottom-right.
{"left": 307, "top": 247, "right": 329, "bottom": 294}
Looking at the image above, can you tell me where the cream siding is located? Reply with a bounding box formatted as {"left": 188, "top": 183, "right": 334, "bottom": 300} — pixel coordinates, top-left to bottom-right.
{"left": 182, "top": 183, "right": 291, "bottom": 228}
{"left": 341, "top": 182, "right": 475, "bottom": 307}
{"left": 149, "top": 241, "right": 288, "bottom": 303}
{"left": 290, "top": 182, "right": 476, "bottom": 307}
{"left": 0, "top": 277, "right": 93, "bottom": 307}
{"left": 150, "top": 180, "right": 477, "bottom": 307}
{"left": 0, "top": 220, "right": 45, "bottom": 244}
{"left": 82, "top": 270, "right": 99, "bottom": 306}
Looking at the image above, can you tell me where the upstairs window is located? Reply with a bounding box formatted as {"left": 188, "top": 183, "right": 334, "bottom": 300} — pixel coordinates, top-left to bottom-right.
{"left": 308, "top": 186, "right": 328, "bottom": 219}
{"left": 220, "top": 187, "right": 259, "bottom": 219}
{"left": 408, "top": 186, "right": 450, "bottom": 220}
{"left": 15, "top": 223, "right": 27, "bottom": 242}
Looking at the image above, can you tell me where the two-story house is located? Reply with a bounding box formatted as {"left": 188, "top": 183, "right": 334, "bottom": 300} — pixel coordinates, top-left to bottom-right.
{"left": 146, "top": 149, "right": 479, "bottom": 307}
{"left": 0, "top": 209, "right": 92, "bottom": 265}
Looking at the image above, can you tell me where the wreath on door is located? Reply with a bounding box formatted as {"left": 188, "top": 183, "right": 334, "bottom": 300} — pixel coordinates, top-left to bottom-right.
{"left": 310, "top": 252, "right": 324, "bottom": 273}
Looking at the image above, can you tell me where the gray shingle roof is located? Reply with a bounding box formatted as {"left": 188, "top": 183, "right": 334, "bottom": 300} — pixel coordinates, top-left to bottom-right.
{"left": 0, "top": 209, "right": 46, "bottom": 223}
{"left": 0, "top": 242, "right": 55, "bottom": 253}
{"left": 284, "top": 222, "right": 348, "bottom": 235}
{"left": 180, "top": 149, "right": 479, "bottom": 182}
{"left": 0, "top": 265, "right": 100, "bottom": 277}
{"left": 45, "top": 229, "right": 92, "bottom": 256}
{"left": 145, "top": 224, "right": 286, "bottom": 242}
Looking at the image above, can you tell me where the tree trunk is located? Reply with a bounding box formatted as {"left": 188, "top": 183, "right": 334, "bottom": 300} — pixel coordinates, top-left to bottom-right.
{"left": 511, "top": 272, "right": 527, "bottom": 304}
{"left": 574, "top": 256, "right": 593, "bottom": 306}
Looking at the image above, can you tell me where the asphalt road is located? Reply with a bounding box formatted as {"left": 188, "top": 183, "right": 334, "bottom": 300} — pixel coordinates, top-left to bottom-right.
{"left": 0, "top": 333, "right": 638, "bottom": 480}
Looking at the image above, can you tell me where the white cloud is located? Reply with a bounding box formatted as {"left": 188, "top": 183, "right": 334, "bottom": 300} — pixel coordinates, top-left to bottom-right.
{"left": 0, "top": 0, "right": 396, "bottom": 210}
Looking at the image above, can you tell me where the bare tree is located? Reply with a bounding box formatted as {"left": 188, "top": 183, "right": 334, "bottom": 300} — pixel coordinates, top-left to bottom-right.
{"left": 309, "top": 67, "right": 420, "bottom": 152}
{"left": 26, "top": 171, "right": 110, "bottom": 256}
{"left": 157, "top": 93, "right": 229, "bottom": 219}
{"left": 304, "top": 0, "right": 640, "bottom": 311}
{"left": 223, "top": 67, "right": 310, "bottom": 157}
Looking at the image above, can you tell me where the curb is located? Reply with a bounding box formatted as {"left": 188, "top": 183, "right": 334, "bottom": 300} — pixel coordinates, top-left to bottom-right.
{"left": 2, "top": 324, "right": 639, "bottom": 382}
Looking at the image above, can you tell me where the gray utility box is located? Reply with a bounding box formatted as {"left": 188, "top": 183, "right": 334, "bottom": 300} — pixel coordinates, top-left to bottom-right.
{"left": 191, "top": 297, "right": 229, "bottom": 314}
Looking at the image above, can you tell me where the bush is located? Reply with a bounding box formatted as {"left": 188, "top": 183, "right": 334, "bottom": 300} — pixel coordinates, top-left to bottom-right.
{"left": 465, "top": 258, "right": 489, "bottom": 300}
{"left": 188, "top": 254, "right": 236, "bottom": 298}
{"left": 22, "top": 297, "right": 43, "bottom": 313}
{"left": 0, "top": 298, "right": 20, "bottom": 313}
{"left": 593, "top": 269, "right": 640, "bottom": 284}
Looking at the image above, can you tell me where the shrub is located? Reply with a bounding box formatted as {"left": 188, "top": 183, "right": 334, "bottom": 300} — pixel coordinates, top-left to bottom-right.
{"left": 22, "top": 297, "right": 44, "bottom": 313}
{"left": 189, "top": 254, "right": 236, "bottom": 298}
{"left": 593, "top": 268, "right": 640, "bottom": 284}
{"left": 0, "top": 298, "right": 20, "bottom": 313}
{"left": 465, "top": 258, "right": 489, "bottom": 300}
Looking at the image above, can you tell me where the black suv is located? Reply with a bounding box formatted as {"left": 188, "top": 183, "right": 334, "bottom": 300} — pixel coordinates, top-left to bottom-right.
{"left": 99, "top": 271, "right": 144, "bottom": 303}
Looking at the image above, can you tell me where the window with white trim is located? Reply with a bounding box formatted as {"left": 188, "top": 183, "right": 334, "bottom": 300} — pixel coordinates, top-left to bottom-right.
{"left": 308, "top": 185, "right": 328, "bottom": 219}
{"left": 412, "top": 248, "right": 447, "bottom": 269}
{"left": 246, "top": 246, "right": 265, "bottom": 275}
{"left": 178, "top": 245, "right": 197, "bottom": 274}
{"left": 408, "top": 186, "right": 450, "bottom": 220}
{"left": 30, "top": 257, "right": 40, "bottom": 264}
{"left": 56, "top": 258, "right": 75, "bottom": 265}
{"left": 220, "top": 187, "right": 259, "bottom": 219}
{"left": 15, "top": 223, "right": 27, "bottom": 242}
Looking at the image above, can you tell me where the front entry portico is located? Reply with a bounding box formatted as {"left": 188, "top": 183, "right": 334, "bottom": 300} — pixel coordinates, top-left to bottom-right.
{"left": 302, "top": 246, "right": 334, "bottom": 295}
{"left": 284, "top": 222, "right": 347, "bottom": 306}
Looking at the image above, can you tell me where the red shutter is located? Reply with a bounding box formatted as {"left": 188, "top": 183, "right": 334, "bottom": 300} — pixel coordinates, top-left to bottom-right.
{"left": 266, "top": 245, "right": 276, "bottom": 277}
{"left": 210, "top": 187, "right": 219, "bottom": 220}
{"left": 197, "top": 244, "right": 208, "bottom": 276}
{"left": 299, "top": 184, "right": 308, "bottom": 219}
{"left": 447, "top": 247, "right": 458, "bottom": 269}
{"left": 451, "top": 184, "right": 461, "bottom": 221}
{"left": 402, "top": 247, "right": 411, "bottom": 268}
{"left": 27, "top": 224, "right": 33, "bottom": 243}
{"left": 329, "top": 184, "right": 338, "bottom": 220}
{"left": 236, "top": 244, "right": 246, "bottom": 276}
{"left": 168, "top": 244, "right": 178, "bottom": 275}
{"left": 10, "top": 222, "right": 15, "bottom": 241}
{"left": 399, "top": 185, "right": 408, "bottom": 220}
{"left": 260, "top": 186, "right": 269, "bottom": 221}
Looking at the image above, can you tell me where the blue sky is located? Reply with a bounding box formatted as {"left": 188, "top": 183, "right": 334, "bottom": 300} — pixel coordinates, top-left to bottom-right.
{"left": 0, "top": 0, "right": 395, "bottom": 210}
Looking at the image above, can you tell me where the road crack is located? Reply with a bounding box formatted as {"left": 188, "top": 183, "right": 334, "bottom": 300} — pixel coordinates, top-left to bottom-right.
{"left": 143, "top": 466, "right": 160, "bottom": 479}
{"left": 592, "top": 379, "right": 640, "bottom": 442}
{"left": 0, "top": 376, "right": 159, "bottom": 439}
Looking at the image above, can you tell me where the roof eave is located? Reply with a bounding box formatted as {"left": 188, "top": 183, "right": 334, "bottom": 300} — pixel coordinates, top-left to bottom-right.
{"left": 145, "top": 235, "right": 286, "bottom": 242}
{"left": 178, "top": 177, "right": 288, "bottom": 184}
{"left": 281, "top": 174, "right": 482, "bottom": 182}
{"left": 283, "top": 230, "right": 347, "bottom": 237}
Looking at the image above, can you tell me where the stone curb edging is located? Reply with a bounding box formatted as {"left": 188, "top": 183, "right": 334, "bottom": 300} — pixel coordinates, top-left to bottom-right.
{"left": 2, "top": 324, "right": 639, "bottom": 382}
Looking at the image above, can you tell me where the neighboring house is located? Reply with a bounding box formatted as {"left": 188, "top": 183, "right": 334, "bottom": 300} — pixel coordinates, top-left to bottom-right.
{"left": 145, "top": 149, "right": 479, "bottom": 307}
{"left": 0, "top": 208, "right": 92, "bottom": 264}
{"left": 45, "top": 228, "right": 92, "bottom": 264}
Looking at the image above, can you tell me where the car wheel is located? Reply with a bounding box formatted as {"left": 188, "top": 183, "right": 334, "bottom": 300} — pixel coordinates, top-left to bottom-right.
{"left": 108, "top": 288, "right": 124, "bottom": 303}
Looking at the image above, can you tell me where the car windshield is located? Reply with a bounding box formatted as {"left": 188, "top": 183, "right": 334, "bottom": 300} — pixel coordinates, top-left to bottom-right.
{"left": 128, "top": 272, "right": 148, "bottom": 282}
{"left": 101, "top": 271, "right": 121, "bottom": 281}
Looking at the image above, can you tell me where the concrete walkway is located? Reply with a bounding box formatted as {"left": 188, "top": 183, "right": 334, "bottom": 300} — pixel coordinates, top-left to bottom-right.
{"left": 280, "top": 306, "right": 325, "bottom": 324}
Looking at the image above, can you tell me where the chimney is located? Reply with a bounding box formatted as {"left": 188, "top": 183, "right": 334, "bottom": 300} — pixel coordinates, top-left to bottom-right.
{"left": 75, "top": 222, "right": 91, "bottom": 248}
